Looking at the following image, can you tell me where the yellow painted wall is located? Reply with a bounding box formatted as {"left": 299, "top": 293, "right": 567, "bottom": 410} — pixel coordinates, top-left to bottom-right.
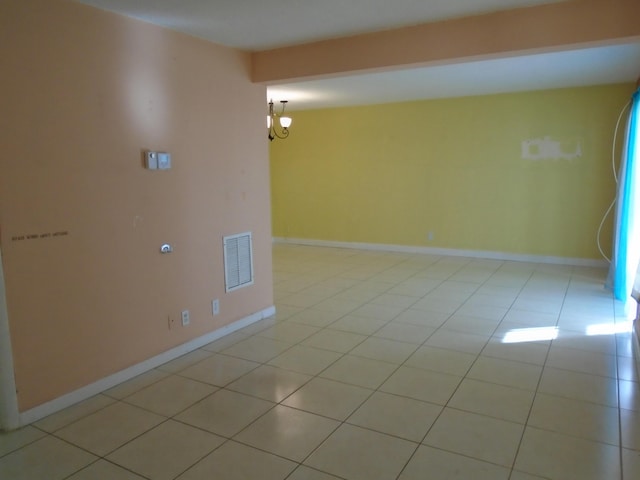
{"left": 0, "top": 0, "right": 272, "bottom": 411}
{"left": 271, "top": 84, "right": 634, "bottom": 259}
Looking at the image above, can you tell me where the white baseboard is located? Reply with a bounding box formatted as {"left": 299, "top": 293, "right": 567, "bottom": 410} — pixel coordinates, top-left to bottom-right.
{"left": 634, "top": 318, "right": 640, "bottom": 379}
{"left": 273, "top": 237, "right": 608, "bottom": 268}
{"left": 18, "top": 305, "right": 276, "bottom": 427}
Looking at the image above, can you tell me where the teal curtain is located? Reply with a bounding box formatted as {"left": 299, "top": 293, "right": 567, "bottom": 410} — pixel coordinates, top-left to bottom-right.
{"left": 610, "top": 87, "right": 640, "bottom": 301}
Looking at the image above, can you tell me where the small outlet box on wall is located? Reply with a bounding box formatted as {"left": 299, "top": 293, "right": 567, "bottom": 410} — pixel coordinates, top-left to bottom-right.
{"left": 145, "top": 151, "right": 158, "bottom": 169}
{"left": 145, "top": 151, "right": 171, "bottom": 170}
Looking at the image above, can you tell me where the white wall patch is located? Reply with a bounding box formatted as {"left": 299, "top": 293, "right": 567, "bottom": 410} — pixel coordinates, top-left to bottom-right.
{"left": 521, "top": 136, "right": 582, "bottom": 161}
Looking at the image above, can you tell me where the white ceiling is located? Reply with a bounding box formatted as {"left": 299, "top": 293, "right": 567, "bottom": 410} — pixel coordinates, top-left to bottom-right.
{"left": 76, "top": 0, "right": 564, "bottom": 51}
{"left": 75, "top": 0, "right": 640, "bottom": 110}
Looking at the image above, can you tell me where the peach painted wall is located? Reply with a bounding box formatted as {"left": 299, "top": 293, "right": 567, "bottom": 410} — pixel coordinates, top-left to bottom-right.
{"left": 0, "top": 0, "right": 273, "bottom": 411}
{"left": 253, "top": 0, "right": 640, "bottom": 83}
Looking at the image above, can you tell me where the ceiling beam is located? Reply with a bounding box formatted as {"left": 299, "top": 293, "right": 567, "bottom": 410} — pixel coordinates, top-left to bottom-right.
{"left": 252, "top": 0, "right": 640, "bottom": 84}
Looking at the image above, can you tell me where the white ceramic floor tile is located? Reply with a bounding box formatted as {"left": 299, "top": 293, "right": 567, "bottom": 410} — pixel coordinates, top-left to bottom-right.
{"left": 492, "top": 321, "right": 556, "bottom": 340}
{"left": 267, "top": 345, "right": 342, "bottom": 375}
{"left": 433, "top": 282, "right": 477, "bottom": 297}
{"left": 235, "top": 317, "right": 280, "bottom": 336}
{"left": 320, "top": 355, "right": 397, "bottom": 389}
{"left": 0, "top": 436, "right": 96, "bottom": 480}
{"left": 508, "top": 472, "right": 550, "bottom": 480}
{"left": 66, "top": 460, "right": 147, "bottom": 479}
{"left": 257, "top": 323, "right": 320, "bottom": 343}
{"left": 175, "top": 389, "right": 275, "bottom": 437}
{"left": 552, "top": 330, "right": 618, "bottom": 355}
{"left": 501, "top": 308, "right": 559, "bottom": 327}
{"left": 347, "top": 391, "right": 442, "bottom": 442}
{"left": 287, "top": 465, "right": 343, "bottom": 480}
{"left": 538, "top": 366, "right": 619, "bottom": 407}
{"left": 466, "top": 356, "right": 542, "bottom": 391}
{"left": 620, "top": 408, "right": 640, "bottom": 451}
{"left": 234, "top": 405, "right": 339, "bottom": 462}
{"left": 349, "top": 336, "right": 417, "bottom": 364}
{"left": 156, "top": 349, "right": 213, "bottom": 374}
{"left": 178, "top": 353, "right": 260, "bottom": 387}
{"left": 369, "top": 293, "right": 419, "bottom": 308}
{"left": 373, "top": 322, "right": 436, "bottom": 344}
{"left": 398, "top": 445, "right": 510, "bottom": 480}
{"left": 480, "top": 338, "right": 549, "bottom": 366}
{"left": 514, "top": 427, "right": 620, "bottom": 480}
{"left": 311, "top": 298, "right": 363, "bottom": 315}
{"left": 221, "top": 336, "right": 293, "bottom": 363}
{"left": 455, "top": 304, "right": 508, "bottom": 321}
{"left": 425, "top": 329, "right": 490, "bottom": 355}
{"left": 441, "top": 314, "right": 501, "bottom": 336}
{"left": 56, "top": 402, "right": 164, "bottom": 456}
{"left": 302, "top": 329, "right": 367, "bottom": 353}
{"left": 392, "top": 308, "right": 450, "bottom": 327}
{"left": 328, "top": 314, "right": 388, "bottom": 335}
{"left": 278, "top": 292, "right": 327, "bottom": 308}
{"left": 619, "top": 379, "right": 640, "bottom": 412}
{"left": 616, "top": 332, "right": 636, "bottom": 358}
{"left": 200, "top": 330, "right": 250, "bottom": 353}
{"left": 124, "top": 375, "right": 216, "bottom": 416}
{"left": 528, "top": 393, "right": 620, "bottom": 445}
{"left": 618, "top": 355, "right": 640, "bottom": 382}
{"left": 405, "top": 345, "right": 477, "bottom": 376}
{"left": 545, "top": 346, "right": 618, "bottom": 378}
{"left": 447, "top": 378, "right": 535, "bottom": 424}
{"left": 226, "top": 365, "right": 311, "bottom": 402}
{"left": 380, "top": 365, "right": 462, "bottom": 405}
{"left": 305, "top": 424, "right": 417, "bottom": 480}
{"left": 107, "top": 420, "right": 224, "bottom": 480}
{"left": 282, "top": 377, "right": 372, "bottom": 420}
{"left": 0, "top": 426, "right": 47, "bottom": 457}
{"left": 464, "top": 293, "right": 515, "bottom": 308}
{"left": 423, "top": 408, "right": 524, "bottom": 466}
{"left": 103, "top": 369, "right": 170, "bottom": 400}
{"left": 34, "top": 395, "right": 115, "bottom": 433}
{"left": 622, "top": 448, "right": 640, "bottom": 479}
{"left": 5, "top": 245, "right": 629, "bottom": 480}
{"left": 411, "top": 297, "right": 464, "bottom": 314}
{"left": 387, "top": 279, "right": 440, "bottom": 297}
{"left": 286, "top": 309, "right": 345, "bottom": 327}
{"left": 512, "top": 297, "right": 563, "bottom": 315}
{"left": 176, "top": 440, "right": 296, "bottom": 480}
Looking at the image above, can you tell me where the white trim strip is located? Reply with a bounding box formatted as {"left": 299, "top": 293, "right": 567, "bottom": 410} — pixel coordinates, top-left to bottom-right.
{"left": 18, "top": 305, "right": 275, "bottom": 427}
{"left": 272, "top": 237, "right": 608, "bottom": 268}
{"left": 633, "top": 319, "right": 640, "bottom": 379}
{"left": 0, "top": 248, "right": 20, "bottom": 431}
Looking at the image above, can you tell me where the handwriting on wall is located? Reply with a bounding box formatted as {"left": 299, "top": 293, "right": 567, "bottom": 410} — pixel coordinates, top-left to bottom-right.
{"left": 11, "top": 231, "right": 69, "bottom": 242}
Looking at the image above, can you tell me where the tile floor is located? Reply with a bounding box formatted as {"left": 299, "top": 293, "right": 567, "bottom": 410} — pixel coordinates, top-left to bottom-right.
{"left": 1, "top": 243, "right": 640, "bottom": 479}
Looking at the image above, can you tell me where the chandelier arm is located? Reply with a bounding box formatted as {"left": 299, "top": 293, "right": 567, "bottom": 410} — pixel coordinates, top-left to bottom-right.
{"left": 270, "top": 126, "right": 289, "bottom": 140}
{"left": 267, "top": 99, "right": 291, "bottom": 141}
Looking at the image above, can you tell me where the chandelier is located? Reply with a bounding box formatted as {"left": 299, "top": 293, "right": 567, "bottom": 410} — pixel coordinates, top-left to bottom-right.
{"left": 267, "top": 99, "right": 292, "bottom": 141}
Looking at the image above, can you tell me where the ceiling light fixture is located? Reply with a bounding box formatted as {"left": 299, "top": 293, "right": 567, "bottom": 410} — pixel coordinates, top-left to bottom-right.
{"left": 267, "top": 99, "right": 292, "bottom": 141}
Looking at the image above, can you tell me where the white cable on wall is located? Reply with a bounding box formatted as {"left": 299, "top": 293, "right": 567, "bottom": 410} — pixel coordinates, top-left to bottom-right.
{"left": 596, "top": 99, "right": 632, "bottom": 263}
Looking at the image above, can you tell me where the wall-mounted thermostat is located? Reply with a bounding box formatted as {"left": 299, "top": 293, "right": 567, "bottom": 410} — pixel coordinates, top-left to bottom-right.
{"left": 157, "top": 152, "right": 171, "bottom": 170}
{"left": 145, "top": 151, "right": 171, "bottom": 170}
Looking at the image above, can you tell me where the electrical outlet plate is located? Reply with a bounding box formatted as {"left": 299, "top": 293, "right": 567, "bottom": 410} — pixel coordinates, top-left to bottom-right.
{"left": 212, "top": 299, "right": 220, "bottom": 316}
{"left": 181, "top": 310, "right": 190, "bottom": 326}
